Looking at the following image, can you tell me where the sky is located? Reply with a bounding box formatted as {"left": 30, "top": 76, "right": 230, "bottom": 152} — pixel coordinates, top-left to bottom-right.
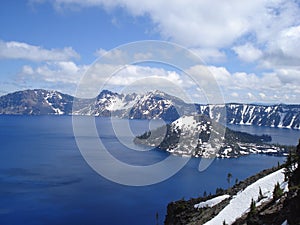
{"left": 0, "top": 0, "right": 300, "bottom": 104}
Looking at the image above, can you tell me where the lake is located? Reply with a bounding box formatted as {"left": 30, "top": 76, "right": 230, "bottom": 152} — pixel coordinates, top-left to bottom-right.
{"left": 0, "top": 116, "right": 297, "bottom": 225}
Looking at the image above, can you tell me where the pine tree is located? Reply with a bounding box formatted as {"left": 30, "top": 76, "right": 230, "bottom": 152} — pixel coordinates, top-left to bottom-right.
{"left": 247, "top": 198, "right": 259, "bottom": 225}
{"left": 258, "top": 187, "right": 264, "bottom": 201}
{"left": 284, "top": 150, "right": 295, "bottom": 181}
{"left": 250, "top": 198, "right": 256, "bottom": 214}
{"left": 292, "top": 139, "right": 300, "bottom": 185}
{"left": 284, "top": 139, "right": 300, "bottom": 185}
{"left": 273, "top": 182, "right": 283, "bottom": 200}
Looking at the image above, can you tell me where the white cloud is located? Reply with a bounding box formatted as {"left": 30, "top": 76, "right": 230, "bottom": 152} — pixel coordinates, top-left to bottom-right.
{"left": 41, "top": 0, "right": 300, "bottom": 49}
{"left": 15, "top": 58, "right": 300, "bottom": 103}
{"left": 38, "top": 0, "right": 300, "bottom": 68}
{"left": 263, "top": 25, "right": 300, "bottom": 68}
{"left": 275, "top": 67, "right": 300, "bottom": 85}
{"left": 232, "top": 43, "right": 263, "bottom": 62}
{"left": 14, "top": 0, "right": 300, "bottom": 103}
{"left": 0, "top": 40, "right": 79, "bottom": 62}
{"left": 86, "top": 63, "right": 184, "bottom": 87}
{"left": 20, "top": 61, "right": 87, "bottom": 84}
{"left": 197, "top": 65, "right": 300, "bottom": 103}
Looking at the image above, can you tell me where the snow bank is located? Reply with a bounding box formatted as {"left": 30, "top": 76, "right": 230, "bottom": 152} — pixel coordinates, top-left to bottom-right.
{"left": 194, "top": 195, "right": 230, "bottom": 209}
{"left": 204, "top": 168, "right": 285, "bottom": 225}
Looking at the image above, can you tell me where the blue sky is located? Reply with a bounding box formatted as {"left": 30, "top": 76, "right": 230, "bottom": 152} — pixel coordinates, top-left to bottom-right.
{"left": 0, "top": 0, "right": 300, "bottom": 103}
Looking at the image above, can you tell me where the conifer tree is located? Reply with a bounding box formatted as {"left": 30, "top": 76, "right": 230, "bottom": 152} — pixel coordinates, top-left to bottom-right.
{"left": 273, "top": 182, "right": 283, "bottom": 200}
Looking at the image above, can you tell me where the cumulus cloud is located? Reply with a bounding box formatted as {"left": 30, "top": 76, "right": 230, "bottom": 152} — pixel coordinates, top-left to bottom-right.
{"left": 20, "top": 0, "right": 300, "bottom": 103}
{"left": 262, "top": 25, "right": 300, "bottom": 68}
{"left": 37, "top": 0, "right": 300, "bottom": 66}
{"left": 275, "top": 67, "right": 300, "bottom": 85}
{"left": 205, "top": 65, "right": 299, "bottom": 103}
{"left": 232, "top": 43, "right": 263, "bottom": 62}
{"left": 20, "top": 61, "right": 87, "bottom": 84}
{"left": 82, "top": 63, "right": 184, "bottom": 88}
{"left": 41, "top": 1, "right": 300, "bottom": 46}
{"left": 16, "top": 57, "right": 300, "bottom": 103}
{"left": 0, "top": 40, "right": 79, "bottom": 62}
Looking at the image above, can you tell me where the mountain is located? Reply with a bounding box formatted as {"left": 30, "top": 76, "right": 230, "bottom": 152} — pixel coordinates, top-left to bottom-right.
{"left": 73, "top": 90, "right": 138, "bottom": 117}
{"left": 127, "top": 90, "right": 189, "bottom": 121}
{"left": 0, "top": 89, "right": 74, "bottom": 115}
{"left": 0, "top": 89, "right": 300, "bottom": 129}
{"left": 72, "top": 89, "right": 189, "bottom": 120}
{"left": 134, "top": 115, "right": 285, "bottom": 158}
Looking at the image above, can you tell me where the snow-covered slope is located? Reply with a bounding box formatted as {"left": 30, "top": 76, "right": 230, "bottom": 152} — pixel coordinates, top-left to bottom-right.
{"left": 204, "top": 168, "right": 286, "bottom": 225}
{"left": 73, "top": 90, "right": 188, "bottom": 120}
{"left": 75, "top": 90, "right": 140, "bottom": 117}
{"left": 194, "top": 195, "right": 230, "bottom": 209}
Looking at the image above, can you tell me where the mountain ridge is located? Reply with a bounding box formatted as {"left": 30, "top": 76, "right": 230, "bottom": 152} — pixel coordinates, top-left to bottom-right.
{"left": 1, "top": 89, "right": 300, "bottom": 129}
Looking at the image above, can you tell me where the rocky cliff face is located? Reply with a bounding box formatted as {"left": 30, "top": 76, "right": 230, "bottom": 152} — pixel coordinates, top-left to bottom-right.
{"left": 0, "top": 89, "right": 300, "bottom": 129}
{"left": 199, "top": 104, "right": 300, "bottom": 129}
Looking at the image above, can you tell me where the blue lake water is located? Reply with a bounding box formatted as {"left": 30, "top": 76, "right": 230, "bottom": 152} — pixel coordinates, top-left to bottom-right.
{"left": 227, "top": 124, "right": 300, "bottom": 146}
{"left": 0, "top": 116, "right": 297, "bottom": 225}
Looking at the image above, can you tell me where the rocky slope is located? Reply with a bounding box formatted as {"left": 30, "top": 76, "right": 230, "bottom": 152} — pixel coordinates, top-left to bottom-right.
{"left": 0, "top": 89, "right": 300, "bottom": 129}
{"left": 164, "top": 166, "right": 299, "bottom": 225}
{"left": 164, "top": 142, "right": 300, "bottom": 225}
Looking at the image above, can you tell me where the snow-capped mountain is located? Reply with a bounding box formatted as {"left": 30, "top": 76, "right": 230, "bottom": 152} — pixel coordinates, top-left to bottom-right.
{"left": 73, "top": 90, "right": 139, "bottom": 117}
{"left": 0, "top": 89, "right": 300, "bottom": 129}
{"left": 127, "top": 90, "right": 192, "bottom": 121}
{"left": 0, "top": 89, "right": 74, "bottom": 115}
{"left": 73, "top": 89, "right": 188, "bottom": 120}
{"left": 135, "top": 115, "right": 285, "bottom": 158}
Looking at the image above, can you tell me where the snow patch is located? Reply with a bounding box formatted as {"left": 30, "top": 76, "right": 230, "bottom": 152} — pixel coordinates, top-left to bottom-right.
{"left": 194, "top": 195, "right": 230, "bottom": 209}
{"left": 204, "top": 168, "right": 286, "bottom": 225}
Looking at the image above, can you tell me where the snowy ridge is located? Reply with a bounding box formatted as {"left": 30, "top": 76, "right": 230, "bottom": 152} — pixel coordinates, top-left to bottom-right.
{"left": 1, "top": 89, "right": 300, "bottom": 130}
{"left": 204, "top": 168, "right": 286, "bottom": 225}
